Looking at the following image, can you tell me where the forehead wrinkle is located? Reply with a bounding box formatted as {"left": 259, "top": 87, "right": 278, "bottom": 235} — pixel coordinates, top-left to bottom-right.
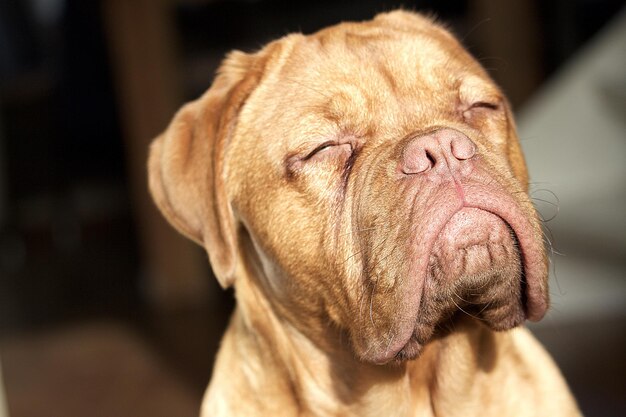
{"left": 288, "top": 15, "right": 484, "bottom": 96}
{"left": 274, "top": 44, "right": 391, "bottom": 137}
{"left": 249, "top": 21, "right": 494, "bottom": 155}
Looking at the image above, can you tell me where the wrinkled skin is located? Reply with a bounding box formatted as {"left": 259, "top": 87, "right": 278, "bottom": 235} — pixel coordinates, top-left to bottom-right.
{"left": 228, "top": 13, "right": 547, "bottom": 364}
{"left": 149, "top": 11, "right": 579, "bottom": 417}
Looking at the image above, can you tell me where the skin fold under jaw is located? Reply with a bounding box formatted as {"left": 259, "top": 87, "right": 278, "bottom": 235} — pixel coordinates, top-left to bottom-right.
{"left": 148, "top": 10, "right": 578, "bottom": 417}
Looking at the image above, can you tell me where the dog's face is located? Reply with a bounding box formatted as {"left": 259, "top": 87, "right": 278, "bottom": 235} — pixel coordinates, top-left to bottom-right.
{"left": 149, "top": 11, "right": 548, "bottom": 364}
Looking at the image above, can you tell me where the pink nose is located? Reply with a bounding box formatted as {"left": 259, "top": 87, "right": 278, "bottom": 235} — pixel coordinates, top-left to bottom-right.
{"left": 401, "top": 128, "right": 476, "bottom": 175}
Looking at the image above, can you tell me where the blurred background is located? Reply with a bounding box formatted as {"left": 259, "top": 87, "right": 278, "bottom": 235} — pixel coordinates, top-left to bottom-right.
{"left": 0, "top": 0, "right": 624, "bottom": 416}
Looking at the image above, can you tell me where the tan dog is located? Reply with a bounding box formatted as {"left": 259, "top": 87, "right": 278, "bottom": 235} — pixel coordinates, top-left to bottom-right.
{"left": 148, "top": 11, "right": 580, "bottom": 416}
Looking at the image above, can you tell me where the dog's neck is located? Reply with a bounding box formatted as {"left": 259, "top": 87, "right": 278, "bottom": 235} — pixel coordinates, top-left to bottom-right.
{"left": 202, "top": 270, "right": 501, "bottom": 417}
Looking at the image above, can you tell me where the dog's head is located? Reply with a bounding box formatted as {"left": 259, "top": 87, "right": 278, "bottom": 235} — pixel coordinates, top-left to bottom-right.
{"left": 149, "top": 11, "right": 548, "bottom": 364}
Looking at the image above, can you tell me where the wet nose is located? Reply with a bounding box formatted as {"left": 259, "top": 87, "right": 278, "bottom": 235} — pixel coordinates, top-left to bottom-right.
{"left": 401, "top": 128, "right": 476, "bottom": 175}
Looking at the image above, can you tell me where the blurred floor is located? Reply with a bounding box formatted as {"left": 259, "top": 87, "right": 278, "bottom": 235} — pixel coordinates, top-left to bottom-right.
{"left": 1, "top": 322, "right": 200, "bottom": 417}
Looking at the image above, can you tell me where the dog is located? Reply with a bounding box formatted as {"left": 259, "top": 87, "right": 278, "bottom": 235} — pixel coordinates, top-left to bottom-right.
{"left": 148, "top": 11, "right": 581, "bottom": 416}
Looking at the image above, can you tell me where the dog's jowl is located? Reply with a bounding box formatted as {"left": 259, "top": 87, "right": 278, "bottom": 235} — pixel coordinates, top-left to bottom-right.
{"left": 148, "top": 11, "right": 580, "bottom": 417}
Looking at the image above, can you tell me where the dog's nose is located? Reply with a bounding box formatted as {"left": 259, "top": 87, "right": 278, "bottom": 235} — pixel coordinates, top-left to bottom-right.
{"left": 401, "top": 128, "right": 476, "bottom": 175}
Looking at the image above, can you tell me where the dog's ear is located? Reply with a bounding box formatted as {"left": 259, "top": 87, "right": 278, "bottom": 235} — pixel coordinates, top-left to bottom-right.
{"left": 148, "top": 50, "right": 265, "bottom": 288}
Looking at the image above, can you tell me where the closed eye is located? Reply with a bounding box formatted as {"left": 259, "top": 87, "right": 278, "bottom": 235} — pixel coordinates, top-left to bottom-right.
{"left": 285, "top": 140, "right": 356, "bottom": 179}
{"left": 462, "top": 99, "right": 503, "bottom": 122}
{"left": 304, "top": 141, "right": 354, "bottom": 163}
{"left": 303, "top": 141, "right": 340, "bottom": 160}
{"left": 469, "top": 101, "right": 500, "bottom": 111}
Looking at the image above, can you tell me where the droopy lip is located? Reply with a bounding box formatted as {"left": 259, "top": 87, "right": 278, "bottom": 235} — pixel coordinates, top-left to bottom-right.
{"left": 463, "top": 184, "right": 548, "bottom": 321}
{"left": 369, "top": 188, "right": 462, "bottom": 364}
{"left": 369, "top": 182, "right": 548, "bottom": 364}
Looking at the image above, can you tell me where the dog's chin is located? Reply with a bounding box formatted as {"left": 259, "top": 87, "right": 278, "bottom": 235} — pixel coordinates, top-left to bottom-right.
{"left": 392, "top": 208, "right": 527, "bottom": 363}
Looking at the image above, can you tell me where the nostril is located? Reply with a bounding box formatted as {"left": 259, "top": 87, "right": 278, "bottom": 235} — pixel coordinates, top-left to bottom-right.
{"left": 401, "top": 128, "right": 476, "bottom": 175}
{"left": 401, "top": 141, "right": 434, "bottom": 174}
{"left": 425, "top": 150, "right": 436, "bottom": 166}
{"left": 450, "top": 136, "right": 476, "bottom": 160}
{"left": 402, "top": 151, "right": 432, "bottom": 174}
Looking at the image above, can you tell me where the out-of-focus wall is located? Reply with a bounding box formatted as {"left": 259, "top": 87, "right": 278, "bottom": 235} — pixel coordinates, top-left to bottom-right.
{"left": 520, "top": 10, "right": 626, "bottom": 415}
{"left": 520, "top": 9, "right": 626, "bottom": 324}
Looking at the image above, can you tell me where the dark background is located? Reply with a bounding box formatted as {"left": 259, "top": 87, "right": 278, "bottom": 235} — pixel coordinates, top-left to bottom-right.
{"left": 0, "top": 1, "right": 624, "bottom": 416}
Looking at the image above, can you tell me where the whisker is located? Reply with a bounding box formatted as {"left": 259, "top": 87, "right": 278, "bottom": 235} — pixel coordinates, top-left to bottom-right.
{"left": 343, "top": 233, "right": 390, "bottom": 264}
{"left": 451, "top": 288, "right": 473, "bottom": 304}
{"left": 384, "top": 330, "right": 396, "bottom": 357}
{"left": 337, "top": 226, "right": 378, "bottom": 238}
{"left": 369, "top": 278, "right": 379, "bottom": 327}
{"left": 476, "top": 300, "right": 493, "bottom": 315}
{"left": 531, "top": 188, "right": 561, "bottom": 223}
{"left": 532, "top": 197, "right": 560, "bottom": 209}
{"left": 367, "top": 242, "right": 400, "bottom": 274}
{"left": 550, "top": 256, "right": 566, "bottom": 297}
{"left": 358, "top": 279, "right": 369, "bottom": 323}
{"left": 541, "top": 225, "right": 564, "bottom": 257}
{"left": 450, "top": 295, "right": 485, "bottom": 321}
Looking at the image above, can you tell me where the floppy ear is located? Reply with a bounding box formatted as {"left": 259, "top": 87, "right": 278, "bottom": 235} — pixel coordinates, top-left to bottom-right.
{"left": 148, "top": 50, "right": 264, "bottom": 288}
